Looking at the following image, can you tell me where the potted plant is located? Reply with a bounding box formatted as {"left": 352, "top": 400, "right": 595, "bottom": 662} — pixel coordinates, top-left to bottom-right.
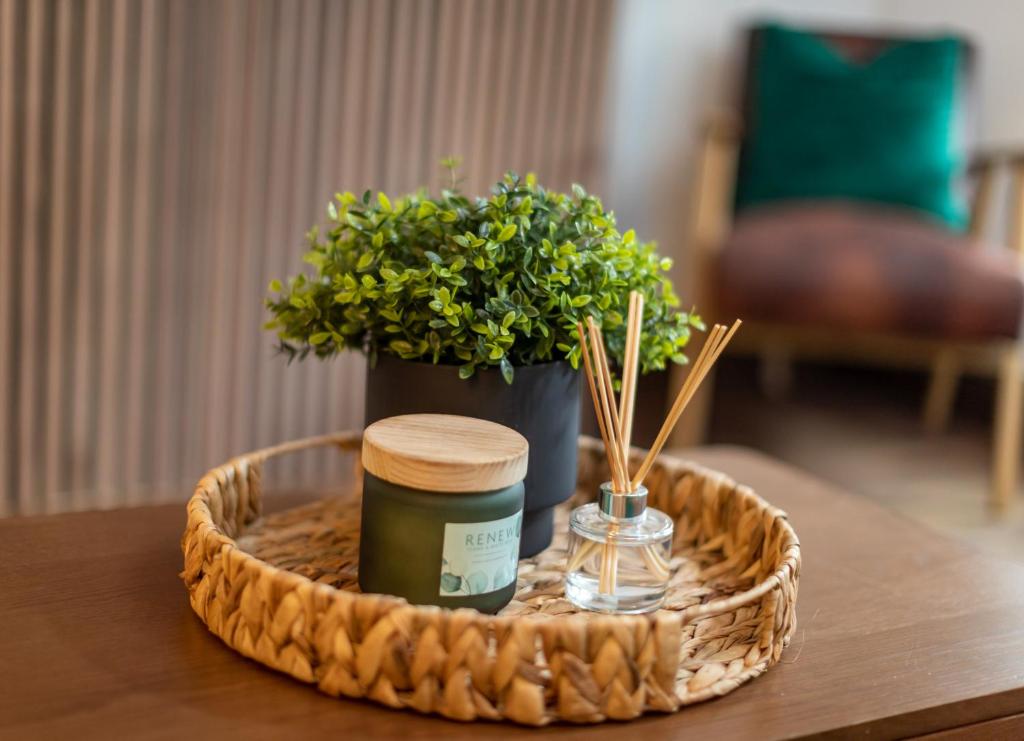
{"left": 266, "top": 166, "right": 703, "bottom": 556}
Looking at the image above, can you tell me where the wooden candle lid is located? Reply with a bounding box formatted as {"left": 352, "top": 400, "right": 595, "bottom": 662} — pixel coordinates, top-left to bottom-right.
{"left": 362, "top": 414, "right": 529, "bottom": 493}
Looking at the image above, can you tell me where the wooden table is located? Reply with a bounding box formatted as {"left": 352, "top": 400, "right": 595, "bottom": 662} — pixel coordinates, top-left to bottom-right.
{"left": 4, "top": 447, "right": 1024, "bottom": 740}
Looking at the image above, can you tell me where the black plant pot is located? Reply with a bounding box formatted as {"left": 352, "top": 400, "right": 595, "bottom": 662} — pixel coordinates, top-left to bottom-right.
{"left": 364, "top": 354, "right": 580, "bottom": 557}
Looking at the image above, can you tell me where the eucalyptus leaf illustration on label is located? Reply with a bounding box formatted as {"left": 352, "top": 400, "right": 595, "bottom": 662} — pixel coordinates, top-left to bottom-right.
{"left": 439, "top": 511, "right": 522, "bottom": 596}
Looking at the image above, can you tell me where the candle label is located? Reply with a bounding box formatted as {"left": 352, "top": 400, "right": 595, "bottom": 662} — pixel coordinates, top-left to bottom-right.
{"left": 439, "top": 510, "right": 522, "bottom": 596}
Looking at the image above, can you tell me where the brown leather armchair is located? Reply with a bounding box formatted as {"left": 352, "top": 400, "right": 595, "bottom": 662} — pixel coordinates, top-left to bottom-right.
{"left": 677, "top": 27, "right": 1024, "bottom": 507}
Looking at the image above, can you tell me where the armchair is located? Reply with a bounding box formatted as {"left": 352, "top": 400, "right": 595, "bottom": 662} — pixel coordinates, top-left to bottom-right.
{"left": 674, "top": 24, "right": 1024, "bottom": 507}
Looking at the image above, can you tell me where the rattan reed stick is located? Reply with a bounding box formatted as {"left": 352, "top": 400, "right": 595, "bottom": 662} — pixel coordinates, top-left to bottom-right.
{"left": 663, "top": 323, "right": 724, "bottom": 425}
{"left": 591, "top": 318, "right": 624, "bottom": 459}
{"left": 587, "top": 318, "right": 627, "bottom": 491}
{"left": 575, "top": 321, "right": 633, "bottom": 588}
{"left": 619, "top": 292, "right": 643, "bottom": 456}
{"left": 640, "top": 540, "right": 671, "bottom": 580}
{"left": 631, "top": 320, "right": 742, "bottom": 489}
{"left": 588, "top": 318, "right": 627, "bottom": 595}
{"left": 578, "top": 321, "right": 621, "bottom": 593}
{"left": 610, "top": 294, "right": 643, "bottom": 597}
{"left": 607, "top": 293, "right": 644, "bottom": 594}
{"left": 630, "top": 325, "right": 726, "bottom": 489}
{"left": 577, "top": 323, "right": 622, "bottom": 487}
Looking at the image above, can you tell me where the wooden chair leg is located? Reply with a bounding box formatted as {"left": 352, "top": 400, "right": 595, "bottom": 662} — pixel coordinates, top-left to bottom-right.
{"left": 992, "top": 350, "right": 1023, "bottom": 509}
{"left": 922, "top": 349, "right": 959, "bottom": 434}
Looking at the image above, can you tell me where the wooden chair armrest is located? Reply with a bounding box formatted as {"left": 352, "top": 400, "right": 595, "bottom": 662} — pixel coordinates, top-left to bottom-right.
{"left": 1011, "top": 160, "right": 1024, "bottom": 255}
{"left": 967, "top": 147, "right": 1024, "bottom": 252}
{"left": 702, "top": 110, "right": 743, "bottom": 144}
{"left": 666, "top": 111, "right": 743, "bottom": 448}
{"left": 690, "top": 110, "right": 741, "bottom": 259}
{"left": 970, "top": 148, "right": 1024, "bottom": 174}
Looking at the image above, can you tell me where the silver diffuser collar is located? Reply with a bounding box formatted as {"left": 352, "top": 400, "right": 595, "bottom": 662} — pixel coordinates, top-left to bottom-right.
{"left": 598, "top": 481, "right": 648, "bottom": 520}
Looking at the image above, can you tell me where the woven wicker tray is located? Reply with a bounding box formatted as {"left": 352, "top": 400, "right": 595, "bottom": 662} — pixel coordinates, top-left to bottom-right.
{"left": 182, "top": 433, "right": 800, "bottom": 725}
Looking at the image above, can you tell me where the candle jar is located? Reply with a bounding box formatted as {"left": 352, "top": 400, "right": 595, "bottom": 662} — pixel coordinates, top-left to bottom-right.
{"left": 358, "top": 413, "right": 528, "bottom": 614}
{"left": 564, "top": 483, "right": 673, "bottom": 614}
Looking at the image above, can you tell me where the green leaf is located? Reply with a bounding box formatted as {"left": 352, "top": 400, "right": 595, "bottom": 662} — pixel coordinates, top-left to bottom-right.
{"left": 356, "top": 251, "right": 375, "bottom": 270}
{"left": 309, "top": 332, "right": 331, "bottom": 345}
{"left": 496, "top": 223, "right": 517, "bottom": 242}
{"left": 501, "top": 310, "right": 516, "bottom": 329}
{"left": 377, "top": 192, "right": 392, "bottom": 211}
{"left": 459, "top": 364, "right": 475, "bottom": 379}
{"left": 500, "top": 357, "right": 514, "bottom": 384}
{"left": 268, "top": 279, "right": 283, "bottom": 293}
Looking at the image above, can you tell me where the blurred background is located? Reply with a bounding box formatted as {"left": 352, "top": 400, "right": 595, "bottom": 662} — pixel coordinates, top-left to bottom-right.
{"left": 3, "top": 0, "right": 1024, "bottom": 558}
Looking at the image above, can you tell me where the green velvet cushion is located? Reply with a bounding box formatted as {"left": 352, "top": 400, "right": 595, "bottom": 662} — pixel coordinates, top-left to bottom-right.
{"left": 735, "top": 24, "right": 966, "bottom": 229}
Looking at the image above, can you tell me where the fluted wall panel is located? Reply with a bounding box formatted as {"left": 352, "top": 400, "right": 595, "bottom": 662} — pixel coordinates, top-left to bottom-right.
{"left": 0, "top": 0, "right": 613, "bottom": 515}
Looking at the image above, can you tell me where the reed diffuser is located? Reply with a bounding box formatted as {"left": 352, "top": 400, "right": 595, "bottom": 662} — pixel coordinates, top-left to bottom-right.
{"left": 565, "top": 292, "right": 741, "bottom": 613}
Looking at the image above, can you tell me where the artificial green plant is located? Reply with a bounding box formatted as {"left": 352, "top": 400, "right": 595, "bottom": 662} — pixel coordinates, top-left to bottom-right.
{"left": 266, "top": 165, "right": 703, "bottom": 384}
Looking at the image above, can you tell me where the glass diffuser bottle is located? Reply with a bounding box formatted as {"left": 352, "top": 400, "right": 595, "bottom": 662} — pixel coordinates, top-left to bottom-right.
{"left": 565, "top": 483, "right": 673, "bottom": 613}
{"left": 567, "top": 288, "right": 740, "bottom": 616}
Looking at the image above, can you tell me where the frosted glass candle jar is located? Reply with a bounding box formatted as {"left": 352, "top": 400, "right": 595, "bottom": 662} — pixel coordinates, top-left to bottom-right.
{"left": 358, "top": 414, "right": 528, "bottom": 613}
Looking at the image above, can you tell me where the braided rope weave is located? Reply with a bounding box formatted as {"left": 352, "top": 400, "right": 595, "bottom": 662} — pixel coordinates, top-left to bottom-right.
{"left": 181, "top": 433, "right": 800, "bottom": 725}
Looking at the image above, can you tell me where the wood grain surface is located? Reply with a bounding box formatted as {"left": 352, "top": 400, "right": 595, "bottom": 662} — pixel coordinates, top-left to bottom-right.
{"left": 4, "top": 446, "right": 1024, "bottom": 740}
{"left": 361, "top": 413, "right": 529, "bottom": 492}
